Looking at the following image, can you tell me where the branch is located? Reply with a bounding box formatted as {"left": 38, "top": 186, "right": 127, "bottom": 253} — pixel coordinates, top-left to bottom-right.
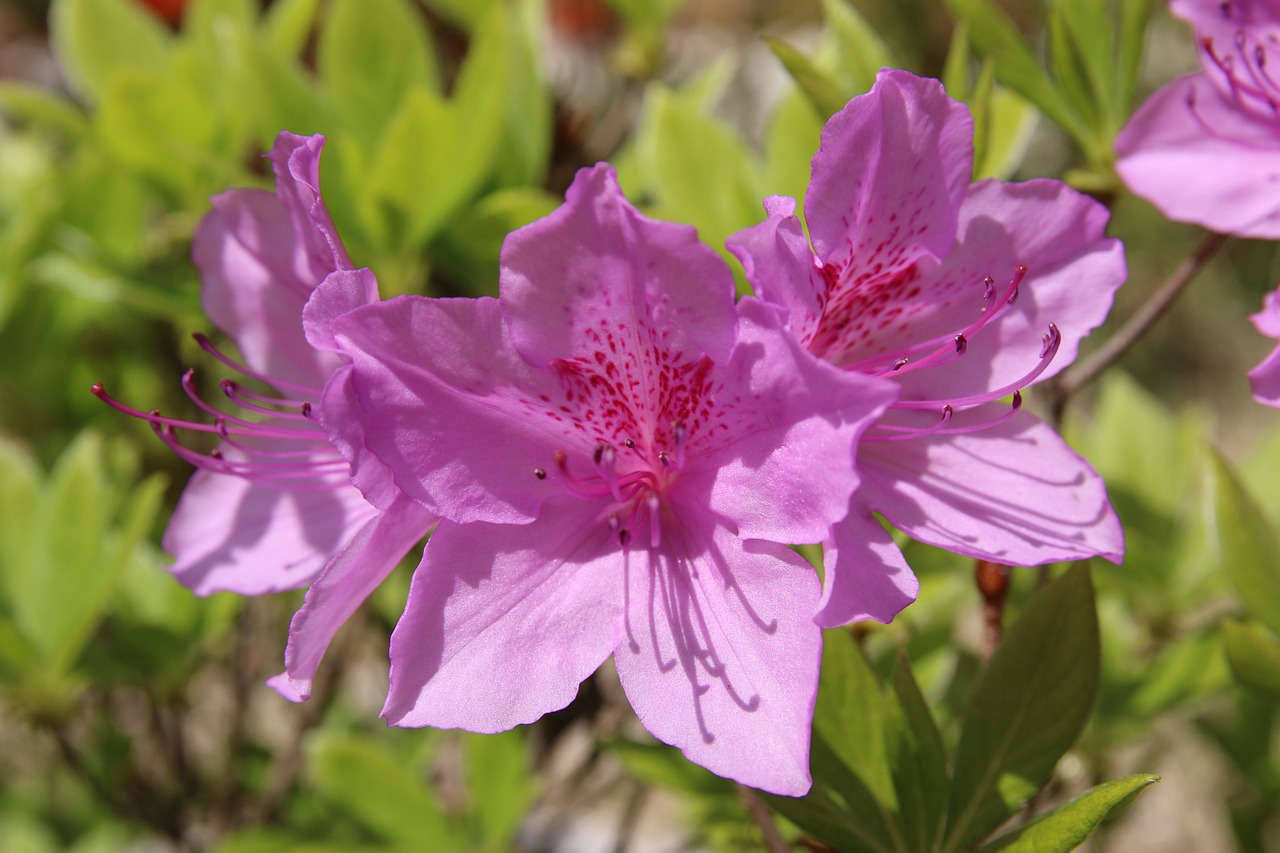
{"left": 737, "top": 784, "right": 791, "bottom": 853}
{"left": 1044, "top": 231, "right": 1227, "bottom": 421}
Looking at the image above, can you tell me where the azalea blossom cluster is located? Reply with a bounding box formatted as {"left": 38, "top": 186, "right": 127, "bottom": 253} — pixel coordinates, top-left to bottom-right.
{"left": 96, "top": 70, "right": 1126, "bottom": 795}
{"left": 1115, "top": 0, "right": 1280, "bottom": 405}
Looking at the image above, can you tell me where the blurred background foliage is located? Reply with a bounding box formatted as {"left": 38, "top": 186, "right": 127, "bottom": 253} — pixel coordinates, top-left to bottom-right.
{"left": 0, "top": 0, "right": 1278, "bottom": 849}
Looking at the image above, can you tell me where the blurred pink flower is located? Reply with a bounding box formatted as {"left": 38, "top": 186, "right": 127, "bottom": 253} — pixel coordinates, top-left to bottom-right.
{"left": 95, "top": 133, "right": 434, "bottom": 701}
{"left": 331, "top": 164, "right": 897, "bottom": 795}
{"left": 1249, "top": 288, "right": 1280, "bottom": 404}
{"left": 729, "top": 70, "right": 1126, "bottom": 628}
{"left": 1115, "top": 0, "right": 1280, "bottom": 238}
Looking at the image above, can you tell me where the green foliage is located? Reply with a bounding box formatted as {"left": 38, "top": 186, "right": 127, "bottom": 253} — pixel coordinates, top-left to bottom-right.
{"left": 979, "top": 774, "right": 1160, "bottom": 852}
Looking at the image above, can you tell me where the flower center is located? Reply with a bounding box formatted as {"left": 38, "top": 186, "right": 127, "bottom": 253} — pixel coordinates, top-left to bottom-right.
{"left": 533, "top": 421, "right": 688, "bottom": 548}
{"left": 842, "top": 264, "right": 1063, "bottom": 441}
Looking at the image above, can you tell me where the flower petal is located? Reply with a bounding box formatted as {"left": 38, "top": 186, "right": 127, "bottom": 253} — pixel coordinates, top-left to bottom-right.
{"left": 806, "top": 69, "right": 972, "bottom": 278}
{"left": 1250, "top": 288, "right": 1280, "bottom": 406}
{"left": 889, "top": 178, "right": 1124, "bottom": 402}
{"left": 614, "top": 519, "right": 821, "bottom": 796}
{"left": 164, "top": 463, "right": 378, "bottom": 596}
{"left": 266, "top": 132, "right": 352, "bottom": 279}
{"left": 501, "top": 163, "right": 737, "bottom": 368}
{"left": 726, "top": 196, "right": 824, "bottom": 343}
{"left": 335, "top": 296, "right": 584, "bottom": 524}
{"left": 268, "top": 495, "right": 436, "bottom": 702}
{"left": 1115, "top": 74, "right": 1280, "bottom": 239}
{"left": 861, "top": 410, "right": 1124, "bottom": 565}
{"left": 382, "top": 500, "right": 624, "bottom": 731}
{"left": 303, "top": 268, "right": 381, "bottom": 353}
{"left": 816, "top": 509, "right": 919, "bottom": 627}
{"left": 193, "top": 189, "right": 336, "bottom": 389}
{"left": 699, "top": 297, "right": 897, "bottom": 544}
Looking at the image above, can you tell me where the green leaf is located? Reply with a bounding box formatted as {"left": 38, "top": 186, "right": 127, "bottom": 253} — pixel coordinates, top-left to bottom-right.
{"left": 943, "top": 565, "right": 1101, "bottom": 853}
{"left": 974, "top": 87, "right": 1038, "bottom": 180}
{"left": 464, "top": 731, "right": 536, "bottom": 849}
{"left": 765, "top": 36, "right": 850, "bottom": 120}
{"left": 1116, "top": 0, "right": 1154, "bottom": 124}
{"left": 763, "top": 89, "right": 823, "bottom": 210}
{"left": 50, "top": 0, "right": 172, "bottom": 104}
{"left": 943, "top": 21, "right": 972, "bottom": 99}
{"left": 417, "top": 0, "right": 499, "bottom": 31}
{"left": 1046, "top": 5, "right": 1099, "bottom": 129}
{"left": 890, "top": 650, "right": 949, "bottom": 853}
{"left": 763, "top": 631, "right": 903, "bottom": 853}
{"left": 1223, "top": 620, "right": 1280, "bottom": 702}
{"left": 261, "top": 0, "right": 321, "bottom": 57}
{"left": 318, "top": 0, "right": 439, "bottom": 144}
{"left": 820, "top": 0, "right": 891, "bottom": 98}
{"left": 611, "top": 739, "right": 733, "bottom": 796}
{"left": 307, "top": 731, "right": 450, "bottom": 846}
{"left": 0, "top": 83, "right": 91, "bottom": 138}
{"left": 634, "top": 84, "right": 763, "bottom": 271}
{"left": 945, "top": 0, "right": 1085, "bottom": 141}
{"left": 980, "top": 773, "right": 1159, "bottom": 852}
{"left": 1207, "top": 451, "right": 1280, "bottom": 635}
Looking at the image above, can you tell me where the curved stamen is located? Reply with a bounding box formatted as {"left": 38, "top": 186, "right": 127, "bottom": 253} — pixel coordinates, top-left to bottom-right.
{"left": 893, "top": 323, "right": 1060, "bottom": 411}
{"left": 843, "top": 266, "right": 1025, "bottom": 376}
{"left": 865, "top": 393, "right": 1023, "bottom": 442}
{"left": 152, "top": 425, "right": 347, "bottom": 491}
{"left": 221, "top": 380, "right": 313, "bottom": 421}
{"left": 192, "top": 333, "right": 322, "bottom": 396}
{"left": 92, "top": 383, "right": 326, "bottom": 441}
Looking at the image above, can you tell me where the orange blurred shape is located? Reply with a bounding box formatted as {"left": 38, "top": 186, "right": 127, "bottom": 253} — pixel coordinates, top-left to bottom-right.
{"left": 136, "top": 0, "right": 187, "bottom": 27}
{"left": 548, "top": 0, "right": 618, "bottom": 42}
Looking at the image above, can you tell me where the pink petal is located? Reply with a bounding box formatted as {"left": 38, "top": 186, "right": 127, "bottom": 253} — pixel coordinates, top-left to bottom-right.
{"left": 267, "top": 132, "right": 353, "bottom": 279}
{"left": 334, "top": 296, "right": 579, "bottom": 525}
{"left": 726, "top": 196, "right": 825, "bottom": 344}
{"left": 193, "top": 190, "right": 337, "bottom": 390}
{"left": 1249, "top": 288, "right": 1280, "bottom": 406}
{"left": 382, "top": 500, "right": 624, "bottom": 731}
{"left": 501, "top": 163, "right": 737, "bottom": 368}
{"left": 320, "top": 365, "right": 405, "bottom": 513}
{"left": 164, "top": 463, "right": 378, "bottom": 596}
{"left": 699, "top": 297, "right": 898, "bottom": 544}
{"left": 269, "top": 495, "right": 436, "bottom": 702}
{"left": 1115, "top": 74, "right": 1280, "bottom": 239}
{"left": 614, "top": 520, "right": 821, "bottom": 796}
{"left": 806, "top": 69, "right": 972, "bottom": 281}
{"left": 303, "top": 268, "right": 381, "bottom": 353}
{"left": 816, "top": 509, "right": 919, "bottom": 627}
{"left": 860, "top": 410, "right": 1124, "bottom": 566}
{"left": 889, "top": 178, "right": 1125, "bottom": 403}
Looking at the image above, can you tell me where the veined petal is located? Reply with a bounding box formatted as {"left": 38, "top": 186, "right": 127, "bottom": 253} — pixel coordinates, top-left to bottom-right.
{"left": 501, "top": 163, "right": 737, "bottom": 369}
{"left": 335, "top": 296, "right": 591, "bottom": 524}
{"left": 1115, "top": 74, "right": 1280, "bottom": 239}
{"left": 382, "top": 501, "right": 624, "bottom": 731}
{"left": 699, "top": 298, "right": 898, "bottom": 544}
{"left": 269, "top": 495, "right": 436, "bottom": 702}
{"left": 806, "top": 69, "right": 972, "bottom": 281}
{"left": 614, "top": 520, "right": 821, "bottom": 797}
{"left": 303, "top": 268, "right": 381, "bottom": 354}
{"left": 816, "top": 509, "right": 919, "bottom": 628}
{"left": 321, "top": 365, "right": 405, "bottom": 513}
{"left": 164, "top": 462, "right": 378, "bottom": 596}
{"left": 861, "top": 410, "right": 1124, "bottom": 565}
{"left": 726, "top": 196, "right": 824, "bottom": 343}
{"left": 889, "top": 179, "right": 1124, "bottom": 402}
{"left": 193, "top": 190, "right": 337, "bottom": 390}
{"left": 267, "top": 132, "right": 353, "bottom": 280}
{"left": 1250, "top": 288, "right": 1280, "bottom": 406}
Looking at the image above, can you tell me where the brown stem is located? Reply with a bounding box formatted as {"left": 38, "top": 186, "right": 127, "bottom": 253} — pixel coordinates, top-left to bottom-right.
{"left": 1044, "top": 230, "right": 1227, "bottom": 423}
{"left": 975, "top": 559, "right": 1013, "bottom": 663}
{"left": 736, "top": 784, "right": 791, "bottom": 853}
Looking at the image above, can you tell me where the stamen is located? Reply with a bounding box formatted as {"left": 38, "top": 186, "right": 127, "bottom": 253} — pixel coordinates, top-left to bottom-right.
{"left": 91, "top": 383, "right": 324, "bottom": 441}
{"left": 893, "top": 323, "right": 1060, "bottom": 411}
{"left": 647, "top": 494, "right": 662, "bottom": 549}
{"left": 192, "top": 333, "right": 321, "bottom": 396}
{"left": 221, "top": 380, "right": 313, "bottom": 420}
{"left": 534, "top": 467, "right": 547, "bottom": 480}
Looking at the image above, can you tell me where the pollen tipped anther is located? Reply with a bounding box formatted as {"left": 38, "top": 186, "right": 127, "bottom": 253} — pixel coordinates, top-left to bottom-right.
{"left": 534, "top": 467, "right": 547, "bottom": 480}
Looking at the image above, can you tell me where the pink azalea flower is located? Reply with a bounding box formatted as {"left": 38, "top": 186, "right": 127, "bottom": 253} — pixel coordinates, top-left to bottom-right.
{"left": 1114, "top": 0, "right": 1280, "bottom": 238}
{"left": 1249, "top": 288, "right": 1280, "bottom": 405}
{"left": 94, "top": 133, "right": 434, "bottom": 701}
{"left": 330, "top": 164, "right": 897, "bottom": 795}
{"left": 728, "top": 70, "right": 1126, "bottom": 628}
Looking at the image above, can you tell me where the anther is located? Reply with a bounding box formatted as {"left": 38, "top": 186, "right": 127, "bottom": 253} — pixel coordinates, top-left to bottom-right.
{"left": 300, "top": 402, "right": 312, "bottom": 418}
{"left": 954, "top": 334, "right": 967, "bottom": 355}
{"left": 534, "top": 468, "right": 547, "bottom": 480}
{"left": 892, "top": 357, "right": 909, "bottom": 371}
{"left": 624, "top": 438, "right": 635, "bottom": 449}
{"left": 592, "top": 443, "right": 606, "bottom": 465}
